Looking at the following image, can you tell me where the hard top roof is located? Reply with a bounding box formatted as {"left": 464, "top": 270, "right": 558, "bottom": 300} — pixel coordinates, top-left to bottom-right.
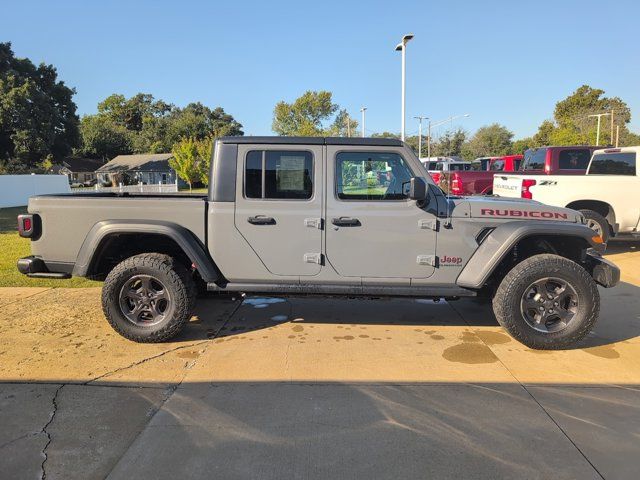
{"left": 217, "top": 136, "right": 404, "bottom": 147}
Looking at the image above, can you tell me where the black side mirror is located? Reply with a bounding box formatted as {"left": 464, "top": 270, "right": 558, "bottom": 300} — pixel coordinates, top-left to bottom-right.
{"left": 409, "top": 177, "right": 427, "bottom": 200}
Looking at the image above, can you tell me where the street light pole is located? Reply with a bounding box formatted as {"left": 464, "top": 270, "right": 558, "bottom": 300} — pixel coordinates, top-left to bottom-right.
{"left": 395, "top": 34, "right": 413, "bottom": 141}
{"left": 360, "top": 107, "right": 367, "bottom": 138}
{"left": 414, "top": 116, "right": 428, "bottom": 158}
{"left": 427, "top": 114, "right": 471, "bottom": 159}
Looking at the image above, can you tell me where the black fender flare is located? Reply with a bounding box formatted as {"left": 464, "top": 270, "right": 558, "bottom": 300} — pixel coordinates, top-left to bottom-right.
{"left": 72, "top": 220, "right": 221, "bottom": 282}
{"left": 456, "top": 221, "right": 600, "bottom": 289}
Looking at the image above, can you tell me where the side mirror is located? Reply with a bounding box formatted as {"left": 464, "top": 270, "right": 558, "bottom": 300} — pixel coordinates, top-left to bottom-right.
{"left": 409, "top": 177, "right": 427, "bottom": 200}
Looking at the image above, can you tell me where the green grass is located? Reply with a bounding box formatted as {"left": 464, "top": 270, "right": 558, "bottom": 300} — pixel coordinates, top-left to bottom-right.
{"left": 0, "top": 207, "right": 99, "bottom": 288}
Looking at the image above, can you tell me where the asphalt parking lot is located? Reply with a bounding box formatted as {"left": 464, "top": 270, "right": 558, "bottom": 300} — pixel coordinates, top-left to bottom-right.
{"left": 1, "top": 243, "right": 639, "bottom": 479}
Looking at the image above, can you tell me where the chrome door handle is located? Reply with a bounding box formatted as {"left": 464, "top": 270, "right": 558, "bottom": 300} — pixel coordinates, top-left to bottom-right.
{"left": 331, "top": 217, "right": 361, "bottom": 227}
{"left": 248, "top": 215, "right": 276, "bottom": 225}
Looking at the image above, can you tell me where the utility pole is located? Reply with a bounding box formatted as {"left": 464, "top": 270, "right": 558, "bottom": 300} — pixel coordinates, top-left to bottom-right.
{"left": 588, "top": 113, "right": 611, "bottom": 146}
{"left": 427, "top": 120, "right": 431, "bottom": 159}
{"left": 395, "top": 34, "right": 414, "bottom": 141}
{"left": 360, "top": 107, "right": 367, "bottom": 138}
{"left": 414, "top": 116, "right": 428, "bottom": 158}
{"left": 610, "top": 109, "right": 615, "bottom": 146}
{"left": 616, "top": 125, "right": 620, "bottom": 147}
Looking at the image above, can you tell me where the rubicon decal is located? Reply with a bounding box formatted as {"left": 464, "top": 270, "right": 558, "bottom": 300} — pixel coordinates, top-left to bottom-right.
{"left": 439, "top": 255, "right": 463, "bottom": 267}
{"left": 481, "top": 209, "right": 568, "bottom": 219}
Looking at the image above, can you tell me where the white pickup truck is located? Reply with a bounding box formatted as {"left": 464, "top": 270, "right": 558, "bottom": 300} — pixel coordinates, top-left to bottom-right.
{"left": 493, "top": 146, "right": 640, "bottom": 242}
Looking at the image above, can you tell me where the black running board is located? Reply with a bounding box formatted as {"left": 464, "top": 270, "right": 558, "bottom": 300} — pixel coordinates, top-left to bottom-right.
{"left": 27, "top": 272, "right": 71, "bottom": 279}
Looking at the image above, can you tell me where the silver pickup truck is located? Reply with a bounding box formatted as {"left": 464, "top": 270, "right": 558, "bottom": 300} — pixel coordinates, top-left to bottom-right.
{"left": 17, "top": 137, "right": 619, "bottom": 349}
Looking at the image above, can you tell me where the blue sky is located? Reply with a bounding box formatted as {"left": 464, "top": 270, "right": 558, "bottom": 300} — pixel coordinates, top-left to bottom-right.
{"left": 4, "top": 0, "right": 639, "bottom": 139}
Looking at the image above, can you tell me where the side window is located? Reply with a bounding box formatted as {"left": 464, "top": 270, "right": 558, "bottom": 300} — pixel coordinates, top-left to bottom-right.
{"left": 523, "top": 148, "right": 546, "bottom": 170}
{"left": 490, "top": 160, "right": 505, "bottom": 171}
{"left": 336, "top": 152, "right": 413, "bottom": 201}
{"left": 558, "top": 149, "right": 590, "bottom": 170}
{"left": 589, "top": 152, "right": 636, "bottom": 175}
{"left": 245, "top": 150, "right": 313, "bottom": 199}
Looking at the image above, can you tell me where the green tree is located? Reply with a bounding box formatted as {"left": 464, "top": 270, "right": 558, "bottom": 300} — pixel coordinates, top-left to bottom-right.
{"left": 0, "top": 42, "right": 80, "bottom": 168}
{"left": 462, "top": 124, "right": 513, "bottom": 159}
{"left": 272, "top": 91, "right": 339, "bottom": 136}
{"left": 196, "top": 136, "right": 214, "bottom": 186}
{"left": 79, "top": 115, "right": 133, "bottom": 159}
{"left": 170, "top": 137, "right": 201, "bottom": 191}
{"left": 326, "top": 109, "right": 359, "bottom": 137}
{"left": 510, "top": 137, "right": 534, "bottom": 155}
{"left": 431, "top": 128, "right": 468, "bottom": 157}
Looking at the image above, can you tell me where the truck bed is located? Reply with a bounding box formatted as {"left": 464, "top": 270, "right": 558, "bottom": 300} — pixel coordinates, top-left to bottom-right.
{"left": 28, "top": 194, "right": 207, "bottom": 265}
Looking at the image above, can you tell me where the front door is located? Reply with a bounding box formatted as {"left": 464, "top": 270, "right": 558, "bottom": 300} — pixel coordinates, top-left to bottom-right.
{"left": 234, "top": 144, "right": 323, "bottom": 276}
{"left": 325, "top": 147, "right": 437, "bottom": 279}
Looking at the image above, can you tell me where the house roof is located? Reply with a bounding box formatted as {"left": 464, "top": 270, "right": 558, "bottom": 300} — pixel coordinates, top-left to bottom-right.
{"left": 60, "top": 157, "right": 104, "bottom": 172}
{"left": 96, "top": 153, "right": 174, "bottom": 173}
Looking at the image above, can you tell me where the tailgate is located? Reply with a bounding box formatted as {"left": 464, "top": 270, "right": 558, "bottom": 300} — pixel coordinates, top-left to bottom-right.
{"left": 493, "top": 175, "right": 523, "bottom": 198}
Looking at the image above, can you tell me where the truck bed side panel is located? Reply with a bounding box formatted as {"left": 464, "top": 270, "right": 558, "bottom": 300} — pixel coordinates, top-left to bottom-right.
{"left": 28, "top": 195, "right": 206, "bottom": 264}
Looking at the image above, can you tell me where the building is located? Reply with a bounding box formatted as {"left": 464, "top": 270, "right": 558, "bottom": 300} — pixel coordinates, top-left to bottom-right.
{"left": 95, "top": 153, "right": 180, "bottom": 187}
{"left": 56, "top": 157, "right": 104, "bottom": 186}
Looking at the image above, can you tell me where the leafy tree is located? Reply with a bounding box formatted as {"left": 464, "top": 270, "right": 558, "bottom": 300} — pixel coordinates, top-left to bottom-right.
{"left": 79, "top": 115, "right": 133, "bottom": 159}
{"left": 462, "top": 124, "right": 513, "bottom": 159}
{"left": 510, "top": 137, "right": 534, "bottom": 155}
{"left": 272, "top": 91, "right": 339, "bottom": 136}
{"left": 196, "top": 136, "right": 213, "bottom": 186}
{"left": 0, "top": 42, "right": 79, "bottom": 168}
{"left": 430, "top": 128, "right": 468, "bottom": 157}
{"left": 170, "top": 137, "right": 201, "bottom": 191}
{"left": 326, "top": 109, "right": 359, "bottom": 137}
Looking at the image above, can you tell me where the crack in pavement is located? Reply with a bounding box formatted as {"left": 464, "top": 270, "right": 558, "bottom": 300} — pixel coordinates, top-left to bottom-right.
{"left": 40, "top": 384, "right": 64, "bottom": 480}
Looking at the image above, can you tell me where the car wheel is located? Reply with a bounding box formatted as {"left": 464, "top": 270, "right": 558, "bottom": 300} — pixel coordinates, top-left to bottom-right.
{"left": 579, "top": 209, "right": 610, "bottom": 243}
{"left": 102, "top": 253, "right": 197, "bottom": 343}
{"left": 492, "top": 254, "right": 599, "bottom": 350}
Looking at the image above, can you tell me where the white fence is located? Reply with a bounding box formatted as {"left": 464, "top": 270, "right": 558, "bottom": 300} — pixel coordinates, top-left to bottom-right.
{"left": 71, "top": 183, "right": 179, "bottom": 194}
{"left": 0, "top": 174, "right": 71, "bottom": 208}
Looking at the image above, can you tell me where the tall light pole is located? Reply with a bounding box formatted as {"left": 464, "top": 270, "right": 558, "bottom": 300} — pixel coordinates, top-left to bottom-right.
{"left": 414, "top": 116, "right": 428, "bottom": 158}
{"left": 588, "top": 113, "right": 611, "bottom": 146}
{"left": 427, "top": 113, "right": 470, "bottom": 159}
{"left": 395, "top": 33, "right": 414, "bottom": 141}
{"left": 360, "top": 107, "right": 367, "bottom": 138}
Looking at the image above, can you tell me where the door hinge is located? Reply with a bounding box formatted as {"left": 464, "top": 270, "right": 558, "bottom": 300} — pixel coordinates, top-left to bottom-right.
{"left": 304, "top": 253, "right": 323, "bottom": 265}
{"left": 304, "top": 217, "right": 323, "bottom": 229}
{"left": 418, "top": 219, "right": 439, "bottom": 231}
{"left": 416, "top": 255, "right": 437, "bottom": 267}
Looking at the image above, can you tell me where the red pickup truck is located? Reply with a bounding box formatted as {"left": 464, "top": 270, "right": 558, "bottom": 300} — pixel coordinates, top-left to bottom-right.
{"left": 438, "top": 155, "right": 522, "bottom": 195}
{"left": 440, "top": 146, "right": 600, "bottom": 196}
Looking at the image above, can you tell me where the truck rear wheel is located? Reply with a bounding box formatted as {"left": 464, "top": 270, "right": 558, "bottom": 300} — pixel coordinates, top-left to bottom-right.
{"left": 102, "top": 253, "right": 197, "bottom": 343}
{"left": 579, "top": 209, "right": 610, "bottom": 243}
{"left": 492, "top": 254, "right": 599, "bottom": 350}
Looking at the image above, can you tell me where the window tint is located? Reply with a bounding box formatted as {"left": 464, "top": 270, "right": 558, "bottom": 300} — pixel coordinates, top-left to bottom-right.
{"left": 336, "top": 152, "right": 413, "bottom": 200}
{"left": 427, "top": 162, "right": 437, "bottom": 170}
{"left": 514, "top": 159, "right": 522, "bottom": 170}
{"left": 245, "top": 150, "right": 313, "bottom": 199}
{"left": 522, "top": 148, "right": 547, "bottom": 170}
{"left": 558, "top": 149, "right": 590, "bottom": 170}
{"left": 589, "top": 152, "right": 636, "bottom": 175}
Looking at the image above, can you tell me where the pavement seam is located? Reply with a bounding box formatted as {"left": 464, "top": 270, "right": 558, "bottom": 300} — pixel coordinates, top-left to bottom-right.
{"left": 40, "top": 383, "right": 64, "bottom": 480}
{"left": 0, "top": 287, "right": 53, "bottom": 309}
{"left": 448, "top": 301, "right": 606, "bottom": 480}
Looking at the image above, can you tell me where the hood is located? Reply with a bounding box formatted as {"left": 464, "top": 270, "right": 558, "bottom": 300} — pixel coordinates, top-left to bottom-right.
{"left": 448, "top": 196, "right": 582, "bottom": 223}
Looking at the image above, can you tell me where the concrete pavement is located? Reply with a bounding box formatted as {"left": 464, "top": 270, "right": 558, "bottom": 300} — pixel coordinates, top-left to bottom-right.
{"left": 1, "top": 244, "right": 639, "bottom": 478}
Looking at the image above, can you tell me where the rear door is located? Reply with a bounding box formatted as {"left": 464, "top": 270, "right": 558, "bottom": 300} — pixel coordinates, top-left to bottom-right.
{"left": 234, "top": 144, "right": 323, "bottom": 276}
{"left": 325, "top": 146, "right": 437, "bottom": 280}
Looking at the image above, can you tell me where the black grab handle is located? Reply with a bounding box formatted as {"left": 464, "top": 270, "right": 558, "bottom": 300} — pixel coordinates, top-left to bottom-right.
{"left": 331, "top": 217, "right": 361, "bottom": 227}
{"left": 248, "top": 216, "right": 276, "bottom": 225}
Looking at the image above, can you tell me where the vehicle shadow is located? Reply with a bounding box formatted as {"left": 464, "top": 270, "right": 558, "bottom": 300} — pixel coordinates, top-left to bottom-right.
{"left": 178, "top": 282, "right": 640, "bottom": 349}
{"left": 605, "top": 240, "right": 639, "bottom": 255}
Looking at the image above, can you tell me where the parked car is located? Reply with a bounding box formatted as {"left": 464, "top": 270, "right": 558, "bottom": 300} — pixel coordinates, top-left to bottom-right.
{"left": 427, "top": 160, "right": 473, "bottom": 185}
{"left": 17, "top": 136, "right": 619, "bottom": 349}
{"left": 439, "top": 155, "right": 523, "bottom": 196}
{"left": 494, "top": 146, "right": 640, "bottom": 242}
{"left": 519, "top": 146, "right": 601, "bottom": 175}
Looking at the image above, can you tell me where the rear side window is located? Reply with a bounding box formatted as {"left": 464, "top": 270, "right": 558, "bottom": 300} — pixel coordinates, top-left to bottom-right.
{"left": 245, "top": 150, "right": 313, "bottom": 199}
{"left": 558, "top": 149, "right": 590, "bottom": 170}
{"left": 490, "top": 160, "right": 505, "bottom": 171}
{"left": 336, "top": 152, "right": 413, "bottom": 200}
{"left": 589, "top": 152, "right": 636, "bottom": 175}
{"left": 522, "top": 148, "right": 547, "bottom": 170}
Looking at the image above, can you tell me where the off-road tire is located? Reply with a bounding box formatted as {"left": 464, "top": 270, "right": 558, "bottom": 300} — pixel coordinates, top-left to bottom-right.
{"left": 492, "top": 254, "right": 599, "bottom": 350}
{"left": 579, "top": 209, "right": 610, "bottom": 244}
{"left": 102, "top": 253, "right": 197, "bottom": 342}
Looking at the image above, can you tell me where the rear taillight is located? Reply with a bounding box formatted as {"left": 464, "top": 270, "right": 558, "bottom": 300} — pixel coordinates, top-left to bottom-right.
{"left": 521, "top": 179, "right": 536, "bottom": 199}
{"left": 18, "top": 214, "right": 34, "bottom": 238}
{"left": 451, "top": 175, "right": 463, "bottom": 195}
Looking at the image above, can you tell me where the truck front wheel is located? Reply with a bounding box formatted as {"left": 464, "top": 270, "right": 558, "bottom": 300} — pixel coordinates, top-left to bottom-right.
{"left": 492, "top": 254, "right": 599, "bottom": 350}
{"left": 102, "top": 253, "right": 197, "bottom": 342}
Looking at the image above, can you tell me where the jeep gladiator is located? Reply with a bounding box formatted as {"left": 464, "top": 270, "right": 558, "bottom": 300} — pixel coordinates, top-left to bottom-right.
{"left": 17, "top": 137, "right": 620, "bottom": 349}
